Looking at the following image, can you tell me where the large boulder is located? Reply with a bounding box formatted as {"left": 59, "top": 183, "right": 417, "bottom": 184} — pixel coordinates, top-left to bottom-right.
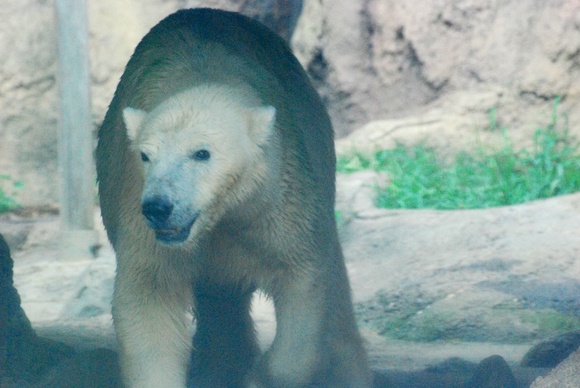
{"left": 0, "top": 234, "right": 74, "bottom": 385}
{"left": 531, "top": 348, "right": 580, "bottom": 387}
{"left": 0, "top": 233, "right": 122, "bottom": 387}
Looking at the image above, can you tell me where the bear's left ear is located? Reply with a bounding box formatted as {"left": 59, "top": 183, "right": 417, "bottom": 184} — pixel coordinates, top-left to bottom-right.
{"left": 123, "top": 107, "right": 147, "bottom": 142}
{"left": 248, "top": 106, "right": 276, "bottom": 145}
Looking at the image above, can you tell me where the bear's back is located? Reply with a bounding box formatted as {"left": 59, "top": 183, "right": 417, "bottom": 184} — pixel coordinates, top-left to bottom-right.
{"left": 119, "top": 8, "right": 334, "bottom": 174}
{"left": 98, "top": 9, "right": 336, "bottom": 244}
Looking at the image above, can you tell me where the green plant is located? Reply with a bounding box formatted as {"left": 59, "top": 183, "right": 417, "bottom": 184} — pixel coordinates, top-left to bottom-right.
{"left": 0, "top": 175, "right": 22, "bottom": 213}
{"left": 337, "top": 98, "right": 580, "bottom": 209}
{"left": 336, "top": 151, "right": 373, "bottom": 173}
{"left": 520, "top": 310, "right": 580, "bottom": 334}
{"left": 486, "top": 107, "right": 499, "bottom": 132}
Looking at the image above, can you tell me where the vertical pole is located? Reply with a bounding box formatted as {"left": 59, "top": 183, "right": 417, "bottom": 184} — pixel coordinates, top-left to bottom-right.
{"left": 55, "top": 0, "right": 98, "bottom": 259}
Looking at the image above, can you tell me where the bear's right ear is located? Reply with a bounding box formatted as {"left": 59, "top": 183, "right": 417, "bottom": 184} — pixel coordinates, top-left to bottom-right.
{"left": 248, "top": 106, "right": 276, "bottom": 146}
{"left": 123, "top": 107, "right": 147, "bottom": 141}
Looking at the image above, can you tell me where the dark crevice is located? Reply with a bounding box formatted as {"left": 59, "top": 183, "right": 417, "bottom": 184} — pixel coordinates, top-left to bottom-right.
{"left": 406, "top": 40, "right": 424, "bottom": 69}
{"left": 396, "top": 26, "right": 446, "bottom": 92}
{"left": 406, "top": 39, "right": 448, "bottom": 93}
{"left": 435, "top": 12, "right": 462, "bottom": 32}
{"left": 239, "top": 0, "right": 303, "bottom": 42}
{"left": 520, "top": 90, "right": 563, "bottom": 102}
{"left": 395, "top": 26, "right": 405, "bottom": 41}
{"left": 360, "top": 0, "right": 378, "bottom": 77}
{"left": 468, "top": 70, "right": 484, "bottom": 83}
{"left": 567, "top": 49, "right": 580, "bottom": 68}
{"left": 307, "top": 48, "right": 329, "bottom": 83}
{"left": 13, "top": 76, "right": 55, "bottom": 94}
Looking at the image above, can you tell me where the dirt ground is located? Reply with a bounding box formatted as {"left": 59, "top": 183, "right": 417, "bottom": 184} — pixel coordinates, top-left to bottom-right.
{"left": 2, "top": 171, "right": 580, "bottom": 386}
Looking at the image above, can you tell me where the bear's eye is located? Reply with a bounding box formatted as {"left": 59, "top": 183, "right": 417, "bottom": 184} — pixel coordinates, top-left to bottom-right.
{"left": 140, "top": 152, "right": 150, "bottom": 162}
{"left": 191, "top": 149, "right": 211, "bottom": 161}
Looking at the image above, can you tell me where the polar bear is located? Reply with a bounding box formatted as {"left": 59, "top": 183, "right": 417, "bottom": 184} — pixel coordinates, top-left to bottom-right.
{"left": 96, "top": 8, "right": 371, "bottom": 388}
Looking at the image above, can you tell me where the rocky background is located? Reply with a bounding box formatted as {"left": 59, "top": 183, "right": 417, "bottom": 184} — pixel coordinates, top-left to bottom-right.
{"left": 1, "top": 0, "right": 580, "bottom": 206}
{"left": 2, "top": 1, "right": 580, "bottom": 386}
{"left": 2, "top": 178, "right": 580, "bottom": 386}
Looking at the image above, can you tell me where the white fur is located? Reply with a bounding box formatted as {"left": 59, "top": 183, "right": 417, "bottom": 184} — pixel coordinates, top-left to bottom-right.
{"left": 115, "top": 86, "right": 275, "bottom": 387}
{"left": 98, "top": 10, "right": 371, "bottom": 387}
{"left": 123, "top": 107, "right": 147, "bottom": 142}
{"left": 122, "top": 86, "right": 275, "bottom": 246}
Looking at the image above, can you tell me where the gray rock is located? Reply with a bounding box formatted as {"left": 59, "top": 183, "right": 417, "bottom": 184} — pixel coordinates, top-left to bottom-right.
{"left": 531, "top": 348, "right": 580, "bottom": 387}
{"left": 522, "top": 331, "right": 580, "bottom": 368}
{"left": 0, "top": 234, "right": 74, "bottom": 385}
{"left": 468, "top": 355, "right": 517, "bottom": 388}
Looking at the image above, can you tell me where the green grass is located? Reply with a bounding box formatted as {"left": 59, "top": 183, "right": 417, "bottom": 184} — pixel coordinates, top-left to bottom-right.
{"left": 0, "top": 175, "right": 22, "bottom": 214}
{"left": 337, "top": 99, "right": 580, "bottom": 209}
{"left": 520, "top": 310, "right": 580, "bottom": 334}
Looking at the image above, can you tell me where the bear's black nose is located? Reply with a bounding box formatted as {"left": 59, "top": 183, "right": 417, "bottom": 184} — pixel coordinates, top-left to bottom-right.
{"left": 142, "top": 198, "right": 174, "bottom": 225}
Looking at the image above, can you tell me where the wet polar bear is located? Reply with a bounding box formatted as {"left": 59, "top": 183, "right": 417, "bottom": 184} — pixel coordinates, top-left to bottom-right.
{"left": 96, "top": 8, "right": 371, "bottom": 388}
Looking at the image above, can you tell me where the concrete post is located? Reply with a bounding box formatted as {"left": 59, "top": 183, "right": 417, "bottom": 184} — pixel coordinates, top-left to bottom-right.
{"left": 55, "top": 0, "right": 98, "bottom": 260}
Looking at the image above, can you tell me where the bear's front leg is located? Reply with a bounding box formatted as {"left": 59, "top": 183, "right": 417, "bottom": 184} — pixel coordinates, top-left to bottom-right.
{"left": 247, "top": 268, "right": 372, "bottom": 387}
{"left": 189, "top": 285, "right": 260, "bottom": 387}
{"left": 247, "top": 274, "right": 322, "bottom": 387}
{"left": 113, "top": 263, "right": 192, "bottom": 388}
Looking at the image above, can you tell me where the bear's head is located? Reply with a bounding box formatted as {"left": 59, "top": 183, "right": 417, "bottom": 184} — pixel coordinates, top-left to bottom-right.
{"left": 123, "top": 85, "right": 276, "bottom": 245}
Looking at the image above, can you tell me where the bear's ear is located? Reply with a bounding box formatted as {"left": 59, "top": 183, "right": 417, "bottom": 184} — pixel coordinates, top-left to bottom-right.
{"left": 123, "top": 107, "right": 147, "bottom": 141}
{"left": 248, "top": 106, "right": 276, "bottom": 145}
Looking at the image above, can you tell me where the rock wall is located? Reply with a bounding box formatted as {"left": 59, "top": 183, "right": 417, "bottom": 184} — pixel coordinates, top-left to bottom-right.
{"left": 0, "top": 0, "right": 59, "bottom": 207}
{"left": 0, "top": 0, "right": 299, "bottom": 207}
{"left": 1, "top": 0, "right": 580, "bottom": 206}
{"left": 293, "top": 0, "right": 580, "bottom": 136}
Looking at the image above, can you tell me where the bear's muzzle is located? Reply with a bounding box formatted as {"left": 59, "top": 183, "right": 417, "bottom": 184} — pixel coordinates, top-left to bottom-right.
{"left": 141, "top": 197, "right": 198, "bottom": 244}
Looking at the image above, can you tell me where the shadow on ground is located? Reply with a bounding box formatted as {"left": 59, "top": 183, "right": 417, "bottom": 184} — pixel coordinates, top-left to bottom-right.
{"left": 2, "top": 232, "right": 575, "bottom": 388}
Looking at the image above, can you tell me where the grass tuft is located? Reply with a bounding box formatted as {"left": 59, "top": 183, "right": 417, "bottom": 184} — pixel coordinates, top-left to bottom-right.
{"left": 0, "top": 175, "right": 22, "bottom": 214}
{"left": 337, "top": 99, "right": 580, "bottom": 209}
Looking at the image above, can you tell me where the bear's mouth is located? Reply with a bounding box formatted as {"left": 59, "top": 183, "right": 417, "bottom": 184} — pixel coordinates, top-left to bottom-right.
{"left": 153, "top": 215, "right": 198, "bottom": 244}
